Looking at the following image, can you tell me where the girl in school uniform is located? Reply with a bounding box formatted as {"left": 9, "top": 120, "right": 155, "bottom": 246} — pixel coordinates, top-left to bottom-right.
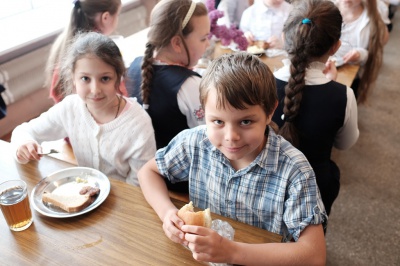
{"left": 273, "top": 0, "right": 360, "bottom": 216}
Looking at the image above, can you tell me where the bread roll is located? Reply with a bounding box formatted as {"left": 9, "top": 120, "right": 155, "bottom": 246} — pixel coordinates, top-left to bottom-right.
{"left": 42, "top": 192, "right": 92, "bottom": 213}
{"left": 177, "top": 201, "right": 212, "bottom": 228}
{"left": 255, "top": 40, "right": 269, "bottom": 50}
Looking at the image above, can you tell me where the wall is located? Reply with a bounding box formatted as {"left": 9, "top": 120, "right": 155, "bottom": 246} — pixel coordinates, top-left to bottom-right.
{"left": 0, "top": 2, "right": 152, "bottom": 139}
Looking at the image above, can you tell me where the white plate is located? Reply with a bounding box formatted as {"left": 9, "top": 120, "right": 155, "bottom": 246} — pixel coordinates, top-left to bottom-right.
{"left": 31, "top": 167, "right": 110, "bottom": 218}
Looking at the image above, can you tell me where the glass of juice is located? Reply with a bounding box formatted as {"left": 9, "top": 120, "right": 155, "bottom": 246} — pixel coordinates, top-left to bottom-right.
{"left": 0, "top": 180, "right": 33, "bottom": 231}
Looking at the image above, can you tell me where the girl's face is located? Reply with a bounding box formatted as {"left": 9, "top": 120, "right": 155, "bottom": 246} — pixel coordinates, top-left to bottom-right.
{"left": 338, "top": 0, "right": 363, "bottom": 9}
{"left": 204, "top": 87, "right": 272, "bottom": 170}
{"left": 98, "top": 5, "right": 121, "bottom": 35}
{"left": 263, "top": 0, "right": 284, "bottom": 8}
{"left": 73, "top": 55, "right": 119, "bottom": 115}
{"left": 184, "top": 15, "right": 211, "bottom": 68}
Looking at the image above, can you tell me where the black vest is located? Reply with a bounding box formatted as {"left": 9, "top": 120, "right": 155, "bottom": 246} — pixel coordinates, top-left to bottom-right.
{"left": 273, "top": 79, "right": 347, "bottom": 214}
{"left": 126, "top": 57, "right": 201, "bottom": 149}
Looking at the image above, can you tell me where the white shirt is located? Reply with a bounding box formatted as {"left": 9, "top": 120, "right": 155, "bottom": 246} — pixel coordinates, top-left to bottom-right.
{"left": 335, "top": 3, "right": 389, "bottom": 65}
{"left": 11, "top": 95, "right": 157, "bottom": 186}
{"left": 217, "top": 0, "right": 249, "bottom": 27}
{"left": 240, "top": 0, "right": 292, "bottom": 41}
{"left": 274, "top": 60, "right": 359, "bottom": 150}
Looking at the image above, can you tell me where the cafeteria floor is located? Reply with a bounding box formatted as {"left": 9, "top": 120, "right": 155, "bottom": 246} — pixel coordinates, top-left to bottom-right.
{"left": 326, "top": 8, "right": 400, "bottom": 266}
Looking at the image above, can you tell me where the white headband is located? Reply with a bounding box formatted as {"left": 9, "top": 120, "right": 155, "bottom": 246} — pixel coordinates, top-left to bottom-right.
{"left": 182, "top": 1, "right": 196, "bottom": 30}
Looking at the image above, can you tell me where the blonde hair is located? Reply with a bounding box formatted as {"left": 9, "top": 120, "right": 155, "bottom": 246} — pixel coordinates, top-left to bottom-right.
{"left": 45, "top": 0, "right": 121, "bottom": 101}
{"left": 200, "top": 52, "right": 277, "bottom": 117}
{"left": 140, "top": 0, "right": 208, "bottom": 105}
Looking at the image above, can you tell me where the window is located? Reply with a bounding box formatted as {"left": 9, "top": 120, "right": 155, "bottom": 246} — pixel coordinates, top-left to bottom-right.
{"left": 0, "top": 0, "right": 136, "bottom": 64}
{"left": 0, "top": 1, "right": 70, "bottom": 61}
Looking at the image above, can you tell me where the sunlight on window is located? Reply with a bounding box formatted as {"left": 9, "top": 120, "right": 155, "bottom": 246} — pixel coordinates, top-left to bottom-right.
{"left": 0, "top": 1, "right": 71, "bottom": 53}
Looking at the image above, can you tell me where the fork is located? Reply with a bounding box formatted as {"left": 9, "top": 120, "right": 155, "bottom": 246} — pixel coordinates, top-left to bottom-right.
{"left": 38, "top": 149, "right": 59, "bottom": 155}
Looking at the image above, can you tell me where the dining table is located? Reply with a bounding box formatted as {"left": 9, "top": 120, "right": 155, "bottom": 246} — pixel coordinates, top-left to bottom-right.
{"left": 0, "top": 140, "right": 282, "bottom": 265}
{"left": 120, "top": 28, "right": 360, "bottom": 88}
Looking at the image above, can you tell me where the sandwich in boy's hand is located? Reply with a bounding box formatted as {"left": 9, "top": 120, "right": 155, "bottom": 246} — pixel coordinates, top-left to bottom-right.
{"left": 177, "top": 201, "right": 212, "bottom": 228}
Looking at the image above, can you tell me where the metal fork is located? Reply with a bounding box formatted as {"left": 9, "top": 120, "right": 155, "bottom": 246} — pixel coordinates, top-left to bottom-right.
{"left": 38, "top": 149, "right": 59, "bottom": 155}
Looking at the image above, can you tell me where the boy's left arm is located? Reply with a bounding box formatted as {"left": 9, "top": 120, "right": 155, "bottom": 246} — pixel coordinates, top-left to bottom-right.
{"left": 182, "top": 223, "right": 326, "bottom": 265}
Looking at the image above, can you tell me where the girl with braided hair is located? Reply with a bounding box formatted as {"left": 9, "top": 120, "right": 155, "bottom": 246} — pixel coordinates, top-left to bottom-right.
{"left": 272, "top": 0, "right": 359, "bottom": 216}
{"left": 46, "top": 0, "right": 122, "bottom": 103}
{"left": 126, "top": 0, "right": 210, "bottom": 193}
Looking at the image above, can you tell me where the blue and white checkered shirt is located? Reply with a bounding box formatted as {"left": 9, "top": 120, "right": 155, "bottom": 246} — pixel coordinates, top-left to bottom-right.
{"left": 155, "top": 125, "right": 327, "bottom": 241}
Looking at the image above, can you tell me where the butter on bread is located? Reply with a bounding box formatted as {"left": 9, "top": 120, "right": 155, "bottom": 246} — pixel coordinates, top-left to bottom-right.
{"left": 177, "top": 201, "right": 212, "bottom": 228}
{"left": 42, "top": 192, "right": 92, "bottom": 213}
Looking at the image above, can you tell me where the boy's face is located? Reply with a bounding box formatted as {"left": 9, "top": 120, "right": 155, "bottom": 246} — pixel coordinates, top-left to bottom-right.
{"left": 205, "top": 87, "right": 272, "bottom": 170}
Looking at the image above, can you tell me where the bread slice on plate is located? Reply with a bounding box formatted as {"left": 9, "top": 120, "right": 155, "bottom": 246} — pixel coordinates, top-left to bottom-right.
{"left": 42, "top": 192, "right": 92, "bottom": 213}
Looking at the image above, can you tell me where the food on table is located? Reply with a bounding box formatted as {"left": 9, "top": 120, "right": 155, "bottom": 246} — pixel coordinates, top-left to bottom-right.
{"left": 177, "top": 201, "right": 212, "bottom": 228}
{"left": 255, "top": 40, "right": 269, "bottom": 50}
{"left": 42, "top": 192, "right": 92, "bottom": 213}
{"left": 42, "top": 185, "right": 100, "bottom": 213}
{"left": 79, "top": 186, "right": 100, "bottom": 196}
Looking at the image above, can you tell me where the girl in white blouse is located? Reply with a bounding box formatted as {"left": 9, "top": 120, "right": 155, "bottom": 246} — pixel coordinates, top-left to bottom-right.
{"left": 12, "top": 32, "right": 156, "bottom": 186}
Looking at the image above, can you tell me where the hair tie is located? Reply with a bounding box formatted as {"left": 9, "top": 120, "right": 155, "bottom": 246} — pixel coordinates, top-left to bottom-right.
{"left": 302, "top": 18, "right": 312, "bottom": 25}
{"left": 145, "top": 43, "right": 152, "bottom": 49}
{"left": 182, "top": 1, "right": 196, "bottom": 30}
{"left": 73, "top": 0, "right": 81, "bottom": 9}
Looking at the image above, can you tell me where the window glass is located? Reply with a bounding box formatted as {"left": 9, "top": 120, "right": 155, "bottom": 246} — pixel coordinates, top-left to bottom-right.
{"left": 0, "top": 1, "right": 71, "bottom": 54}
{"left": 0, "top": 0, "right": 133, "bottom": 58}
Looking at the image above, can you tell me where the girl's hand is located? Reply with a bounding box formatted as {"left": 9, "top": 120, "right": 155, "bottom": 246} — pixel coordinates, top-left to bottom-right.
{"left": 182, "top": 225, "right": 233, "bottom": 263}
{"left": 323, "top": 59, "right": 338, "bottom": 81}
{"left": 162, "top": 208, "right": 187, "bottom": 245}
{"left": 244, "top": 31, "right": 255, "bottom": 46}
{"left": 343, "top": 49, "right": 360, "bottom": 64}
{"left": 16, "top": 141, "right": 42, "bottom": 162}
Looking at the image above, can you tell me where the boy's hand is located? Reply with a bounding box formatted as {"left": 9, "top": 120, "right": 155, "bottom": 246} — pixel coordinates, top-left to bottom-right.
{"left": 182, "top": 225, "right": 232, "bottom": 263}
{"left": 16, "top": 141, "right": 42, "bottom": 162}
{"left": 162, "top": 208, "right": 188, "bottom": 245}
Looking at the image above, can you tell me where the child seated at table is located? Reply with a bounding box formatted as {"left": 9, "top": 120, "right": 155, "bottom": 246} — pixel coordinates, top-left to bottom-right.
{"left": 272, "top": 0, "right": 359, "bottom": 217}
{"left": 240, "top": 0, "right": 292, "bottom": 49}
{"left": 126, "top": 0, "right": 210, "bottom": 193}
{"left": 46, "top": 0, "right": 123, "bottom": 103}
{"left": 11, "top": 32, "right": 156, "bottom": 186}
{"left": 138, "top": 52, "right": 327, "bottom": 265}
{"left": 334, "top": 0, "right": 389, "bottom": 103}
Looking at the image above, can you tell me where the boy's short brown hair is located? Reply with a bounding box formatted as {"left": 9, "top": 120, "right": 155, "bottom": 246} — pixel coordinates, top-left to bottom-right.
{"left": 200, "top": 52, "right": 277, "bottom": 116}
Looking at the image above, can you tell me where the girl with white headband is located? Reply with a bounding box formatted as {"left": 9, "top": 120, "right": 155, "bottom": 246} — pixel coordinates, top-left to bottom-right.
{"left": 126, "top": 0, "right": 210, "bottom": 193}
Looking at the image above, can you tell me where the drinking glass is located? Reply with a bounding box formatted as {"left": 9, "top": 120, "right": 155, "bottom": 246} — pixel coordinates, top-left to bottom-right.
{"left": 0, "top": 180, "right": 33, "bottom": 231}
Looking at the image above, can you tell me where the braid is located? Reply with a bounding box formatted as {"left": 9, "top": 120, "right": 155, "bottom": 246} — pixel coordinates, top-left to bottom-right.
{"left": 141, "top": 44, "right": 155, "bottom": 105}
{"left": 279, "top": 18, "right": 311, "bottom": 148}
{"left": 279, "top": 50, "right": 308, "bottom": 147}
